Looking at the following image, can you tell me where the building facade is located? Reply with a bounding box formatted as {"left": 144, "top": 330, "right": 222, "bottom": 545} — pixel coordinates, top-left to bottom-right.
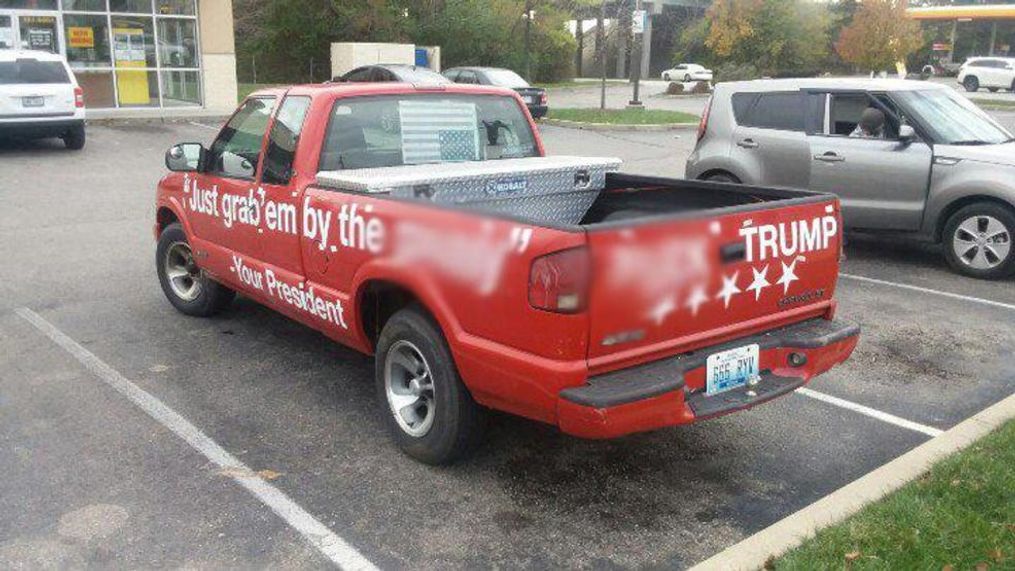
{"left": 0, "top": 0, "right": 237, "bottom": 115}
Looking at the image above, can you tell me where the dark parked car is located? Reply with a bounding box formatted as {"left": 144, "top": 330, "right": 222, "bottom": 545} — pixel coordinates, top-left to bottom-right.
{"left": 333, "top": 64, "right": 450, "bottom": 85}
{"left": 443, "top": 67, "right": 547, "bottom": 118}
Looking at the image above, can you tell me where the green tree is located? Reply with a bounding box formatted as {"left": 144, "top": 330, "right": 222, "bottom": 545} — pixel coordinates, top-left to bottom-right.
{"left": 836, "top": 0, "right": 924, "bottom": 73}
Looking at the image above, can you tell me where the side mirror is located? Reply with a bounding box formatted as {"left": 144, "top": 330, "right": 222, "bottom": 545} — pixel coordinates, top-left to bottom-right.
{"left": 898, "top": 125, "right": 916, "bottom": 143}
{"left": 165, "top": 143, "right": 207, "bottom": 172}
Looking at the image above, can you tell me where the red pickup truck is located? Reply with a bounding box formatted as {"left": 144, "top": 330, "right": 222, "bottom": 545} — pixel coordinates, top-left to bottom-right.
{"left": 155, "top": 83, "right": 859, "bottom": 464}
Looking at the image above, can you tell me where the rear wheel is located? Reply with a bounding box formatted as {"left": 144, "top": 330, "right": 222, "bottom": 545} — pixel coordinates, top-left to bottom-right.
{"left": 943, "top": 203, "right": 1015, "bottom": 279}
{"left": 963, "top": 76, "right": 979, "bottom": 92}
{"left": 63, "top": 124, "right": 85, "bottom": 150}
{"left": 663, "top": 73, "right": 671, "bottom": 81}
{"left": 375, "top": 306, "right": 485, "bottom": 465}
{"left": 988, "top": 87, "right": 999, "bottom": 93}
{"left": 705, "top": 172, "right": 740, "bottom": 184}
{"left": 684, "top": 74, "right": 691, "bottom": 82}
{"left": 156, "top": 223, "right": 235, "bottom": 316}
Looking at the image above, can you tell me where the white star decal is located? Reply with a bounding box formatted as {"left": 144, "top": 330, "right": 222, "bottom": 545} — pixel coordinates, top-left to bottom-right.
{"left": 746, "top": 265, "right": 771, "bottom": 301}
{"left": 715, "top": 271, "right": 741, "bottom": 309}
{"left": 777, "top": 258, "right": 800, "bottom": 294}
{"left": 686, "top": 284, "right": 709, "bottom": 316}
{"left": 647, "top": 296, "right": 677, "bottom": 326}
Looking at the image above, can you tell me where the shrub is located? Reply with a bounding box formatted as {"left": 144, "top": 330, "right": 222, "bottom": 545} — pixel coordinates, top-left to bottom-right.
{"left": 713, "top": 62, "right": 759, "bottom": 83}
{"left": 666, "top": 82, "right": 686, "bottom": 95}
{"left": 689, "top": 81, "right": 713, "bottom": 94}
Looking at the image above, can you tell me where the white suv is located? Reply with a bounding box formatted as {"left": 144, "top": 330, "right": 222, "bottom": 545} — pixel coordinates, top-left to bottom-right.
{"left": 958, "top": 57, "right": 1015, "bottom": 93}
{"left": 0, "top": 50, "right": 86, "bottom": 149}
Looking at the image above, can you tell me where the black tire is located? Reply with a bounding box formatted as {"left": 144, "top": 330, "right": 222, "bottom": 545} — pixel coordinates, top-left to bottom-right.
{"left": 684, "top": 74, "right": 691, "bottom": 82}
{"left": 63, "top": 124, "right": 85, "bottom": 150}
{"left": 156, "top": 222, "right": 235, "bottom": 316}
{"left": 375, "top": 305, "right": 485, "bottom": 465}
{"left": 988, "top": 87, "right": 999, "bottom": 93}
{"left": 705, "top": 172, "right": 740, "bottom": 184}
{"left": 942, "top": 202, "right": 1015, "bottom": 280}
{"left": 663, "top": 73, "right": 670, "bottom": 81}
{"left": 963, "top": 76, "right": 979, "bottom": 92}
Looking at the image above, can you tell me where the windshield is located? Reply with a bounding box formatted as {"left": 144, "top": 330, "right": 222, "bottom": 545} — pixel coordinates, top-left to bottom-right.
{"left": 0, "top": 59, "right": 69, "bottom": 85}
{"left": 319, "top": 94, "right": 539, "bottom": 170}
{"left": 484, "top": 69, "right": 529, "bottom": 88}
{"left": 893, "top": 88, "right": 1012, "bottom": 145}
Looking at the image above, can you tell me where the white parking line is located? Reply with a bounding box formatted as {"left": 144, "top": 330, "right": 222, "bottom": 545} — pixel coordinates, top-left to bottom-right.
{"left": 796, "top": 387, "right": 944, "bottom": 438}
{"left": 840, "top": 273, "right": 1015, "bottom": 311}
{"left": 15, "top": 307, "right": 378, "bottom": 571}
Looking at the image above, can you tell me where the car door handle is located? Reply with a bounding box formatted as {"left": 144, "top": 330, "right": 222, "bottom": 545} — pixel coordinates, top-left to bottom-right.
{"left": 737, "top": 138, "right": 759, "bottom": 149}
{"left": 813, "top": 152, "right": 844, "bottom": 163}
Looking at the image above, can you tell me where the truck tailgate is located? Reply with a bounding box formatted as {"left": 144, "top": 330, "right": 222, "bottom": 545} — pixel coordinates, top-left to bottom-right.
{"left": 586, "top": 196, "right": 841, "bottom": 373}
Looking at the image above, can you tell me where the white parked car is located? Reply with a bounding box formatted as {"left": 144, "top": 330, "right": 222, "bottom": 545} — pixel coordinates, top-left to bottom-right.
{"left": 957, "top": 57, "right": 1015, "bottom": 93}
{"left": 661, "top": 63, "right": 713, "bottom": 83}
{"left": 0, "top": 50, "right": 85, "bottom": 149}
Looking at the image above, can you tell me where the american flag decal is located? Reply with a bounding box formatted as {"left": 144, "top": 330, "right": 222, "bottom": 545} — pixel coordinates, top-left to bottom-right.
{"left": 399, "top": 100, "right": 480, "bottom": 164}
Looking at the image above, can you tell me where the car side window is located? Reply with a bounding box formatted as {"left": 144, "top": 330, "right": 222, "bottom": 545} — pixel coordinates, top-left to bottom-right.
{"left": 208, "top": 97, "right": 275, "bottom": 180}
{"left": 445, "top": 69, "right": 460, "bottom": 82}
{"left": 740, "top": 92, "right": 805, "bottom": 131}
{"left": 825, "top": 93, "right": 900, "bottom": 138}
{"left": 459, "top": 71, "right": 478, "bottom": 84}
{"left": 262, "top": 96, "right": 312, "bottom": 186}
{"left": 344, "top": 67, "right": 372, "bottom": 82}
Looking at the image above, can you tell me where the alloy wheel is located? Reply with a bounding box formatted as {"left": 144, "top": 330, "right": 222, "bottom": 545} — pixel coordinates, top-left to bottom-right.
{"left": 164, "top": 242, "right": 203, "bottom": 301}
{"left": 952, "top": 215, "right": 1011, "bottom": 270}
{"left": 384, "top": 340, "right": 436, "bottom": 437}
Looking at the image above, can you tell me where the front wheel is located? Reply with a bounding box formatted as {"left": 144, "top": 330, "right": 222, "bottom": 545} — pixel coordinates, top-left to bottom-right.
{"left": 963, "top": 76, "right": 979, "bottom": 92}
{"left": 988, "top": 87, "right": 999, "bottom": 93}
{"left": 942, "top": 203, "right": 1015, "bottom": 279}
{"left": 375, "top": 306, "right": 485, "bottom": 465}
{"left": 663, "top": 73, "right": 670, "bottom": 81}
{"left": 156, "top": 222, "right": 235, "bottom": 315}
{"left": 684, "top": 74, "right": 691, "bottom": 82}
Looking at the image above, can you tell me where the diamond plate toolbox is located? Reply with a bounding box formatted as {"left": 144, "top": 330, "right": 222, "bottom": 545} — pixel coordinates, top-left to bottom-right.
{"left": 316, "top": 156, "right": 622, "bottom": 225}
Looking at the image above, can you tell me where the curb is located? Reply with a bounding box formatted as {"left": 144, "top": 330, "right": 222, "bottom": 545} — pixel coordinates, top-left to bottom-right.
{"left": 539, "top": 118, "right": 698, "bottom": 132}
{"left": 690, "top": 392, "right": 1015, "bottom": 571}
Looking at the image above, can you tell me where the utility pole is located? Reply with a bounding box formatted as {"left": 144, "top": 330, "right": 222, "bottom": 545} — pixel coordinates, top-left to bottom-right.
{"left": 628, "top": 0, "right": 643, "bottom": 108}
{"left": 524, "top": 0, "right": 532, "bottom": 81}
{"left": 598, "top": 0, "right": 607, "bottom": 110}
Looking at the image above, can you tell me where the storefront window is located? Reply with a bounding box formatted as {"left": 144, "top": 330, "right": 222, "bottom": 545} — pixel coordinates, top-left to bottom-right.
{"left": 160, "top": 69, "right": 200, "bottom": 106}
{"left": 62, "top": 0, "right": 107, "bottom": 11}
{"left": 0, "top": 16, "right": 14, "bottom": 50}
{"left": 76, "top": 70, "right": 116, "bottom": 107}
{"left": 64, "top": 14, "right": 111, "bottom": 68}
{"left": 116, "top": 68, "right": 159, "bottom": 106}
{"left": 157, "top": 17, "right": 197, "bottom": 68}
{"left": 109, "top": 0, "right": 152, "bottom": 14}
{"left": 111, "top": 16, "right": 156, "bottom": 67}
{"left": 156, "top": 0, "right": 193, "bottom": 16}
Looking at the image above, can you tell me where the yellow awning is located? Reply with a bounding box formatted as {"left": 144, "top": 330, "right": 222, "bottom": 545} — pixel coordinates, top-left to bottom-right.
{"left": 907, "top": 5, "right": 1015, "bottom": 21}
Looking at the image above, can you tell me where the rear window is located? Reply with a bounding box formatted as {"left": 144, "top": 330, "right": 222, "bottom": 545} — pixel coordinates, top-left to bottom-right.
{"left": 0, "top": 59, "right": 70, "bottom": 85}
{"left": 735, "top": 92, "right": 805, "bottom": 132}
{"left": 320, "top": 94, "right": 539, "bottom": 170}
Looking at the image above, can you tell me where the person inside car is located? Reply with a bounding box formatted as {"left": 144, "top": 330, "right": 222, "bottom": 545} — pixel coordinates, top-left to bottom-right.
{"left": 850, "top": 107, "right": 887, "bottom": 139}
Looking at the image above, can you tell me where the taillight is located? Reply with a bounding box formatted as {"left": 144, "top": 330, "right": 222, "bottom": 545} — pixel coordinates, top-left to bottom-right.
{"left": 74, "top": 86, "right": 84, "bottom": 108}
{"left": 697, "top": 95, "right": 712, "bottom": 142}
{"left": 540, "top": 91, "right": 548, "bottom": 105}
{"left": 528, "top": 247, "right": 589, "bottom": 314}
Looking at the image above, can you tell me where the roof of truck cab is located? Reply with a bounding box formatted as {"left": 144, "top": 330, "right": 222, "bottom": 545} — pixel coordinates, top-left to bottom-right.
{"left": 718, "top": 77, "right": 949, "bottom": 93}
{"left": 248, "top": 82, "right": 523, "bottom": 100}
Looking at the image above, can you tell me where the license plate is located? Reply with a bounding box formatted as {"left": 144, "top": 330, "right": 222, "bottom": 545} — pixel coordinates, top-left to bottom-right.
{"left": 22, "top": 96, "right": 45, "bottom": 108}
{"left": 528, "top": 96, "right": 538, "bottom": 104}
{"left": 706, "top": 344, "right": 760, "bottom": 396}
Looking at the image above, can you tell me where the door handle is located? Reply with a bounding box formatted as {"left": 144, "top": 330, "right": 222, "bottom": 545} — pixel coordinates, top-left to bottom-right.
{"left": 813, "top": 152, "right": 844, "bottom": 163}
{"left": 737, "top": 138, "right": 759, "bottom": 149}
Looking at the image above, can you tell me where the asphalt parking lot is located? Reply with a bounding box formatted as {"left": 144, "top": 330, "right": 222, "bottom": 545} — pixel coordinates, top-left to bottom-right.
{"left": 0, "top": 118, "right": 1012, "bottom": 569}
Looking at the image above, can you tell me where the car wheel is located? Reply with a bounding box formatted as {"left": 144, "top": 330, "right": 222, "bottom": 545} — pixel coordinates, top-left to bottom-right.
{"left": 156, "top": 222, "right": 235, "bottom": 316}
{"left": 375, "top": 305, "right": 485, "bottom": 465}
{"left": 684, "top": 74, "right": 691, "bottom": 82}
{"left": 988, "top": 87, "right": 999, "bottom": 93}
{"left": 63, "top": 124, "right": 85, "bottom": 150}
{"left": 943, "top": 203, "right": 1015, "bottom": 279}
{"left": 963, "top": 76, "right": 979, "bottom": 92}
{"left": 663, "top": 73, "right": 670, "bottom": 81}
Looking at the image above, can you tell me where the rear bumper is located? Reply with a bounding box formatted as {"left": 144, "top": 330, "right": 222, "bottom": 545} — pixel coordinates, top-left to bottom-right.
{"left": 557, "top": 317, "right": 860, "bottom": 439}
{"left": 0, "top": 118, "right": 83, "bottom": 139}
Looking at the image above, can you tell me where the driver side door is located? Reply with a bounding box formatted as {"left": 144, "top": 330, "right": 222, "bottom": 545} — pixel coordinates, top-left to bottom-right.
{"left": 188, "top": 96, "right": 276, "bottom": 270}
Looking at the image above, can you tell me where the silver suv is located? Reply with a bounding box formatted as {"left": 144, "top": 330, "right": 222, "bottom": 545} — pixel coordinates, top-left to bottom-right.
{"left": 686, "top": 78, "right": 1015, "bottom": 279}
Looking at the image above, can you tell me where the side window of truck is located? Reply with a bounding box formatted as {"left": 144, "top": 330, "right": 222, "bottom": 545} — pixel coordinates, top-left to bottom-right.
{"left": 262, "top": 95, "right": 312, "bottom": 185}
{"left": 208, "top": 96, "right": 275, "bottom": 180}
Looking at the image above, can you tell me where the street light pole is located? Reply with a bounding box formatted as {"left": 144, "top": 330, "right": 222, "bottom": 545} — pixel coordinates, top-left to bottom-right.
{"left": 628, "top": 0, "right": 643, "bottom": 108}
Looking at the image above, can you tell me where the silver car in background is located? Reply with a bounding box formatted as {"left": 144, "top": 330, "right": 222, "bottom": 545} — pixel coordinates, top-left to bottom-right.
{"left": 686, "top": 78, "right": 1015, "bottom": 279}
